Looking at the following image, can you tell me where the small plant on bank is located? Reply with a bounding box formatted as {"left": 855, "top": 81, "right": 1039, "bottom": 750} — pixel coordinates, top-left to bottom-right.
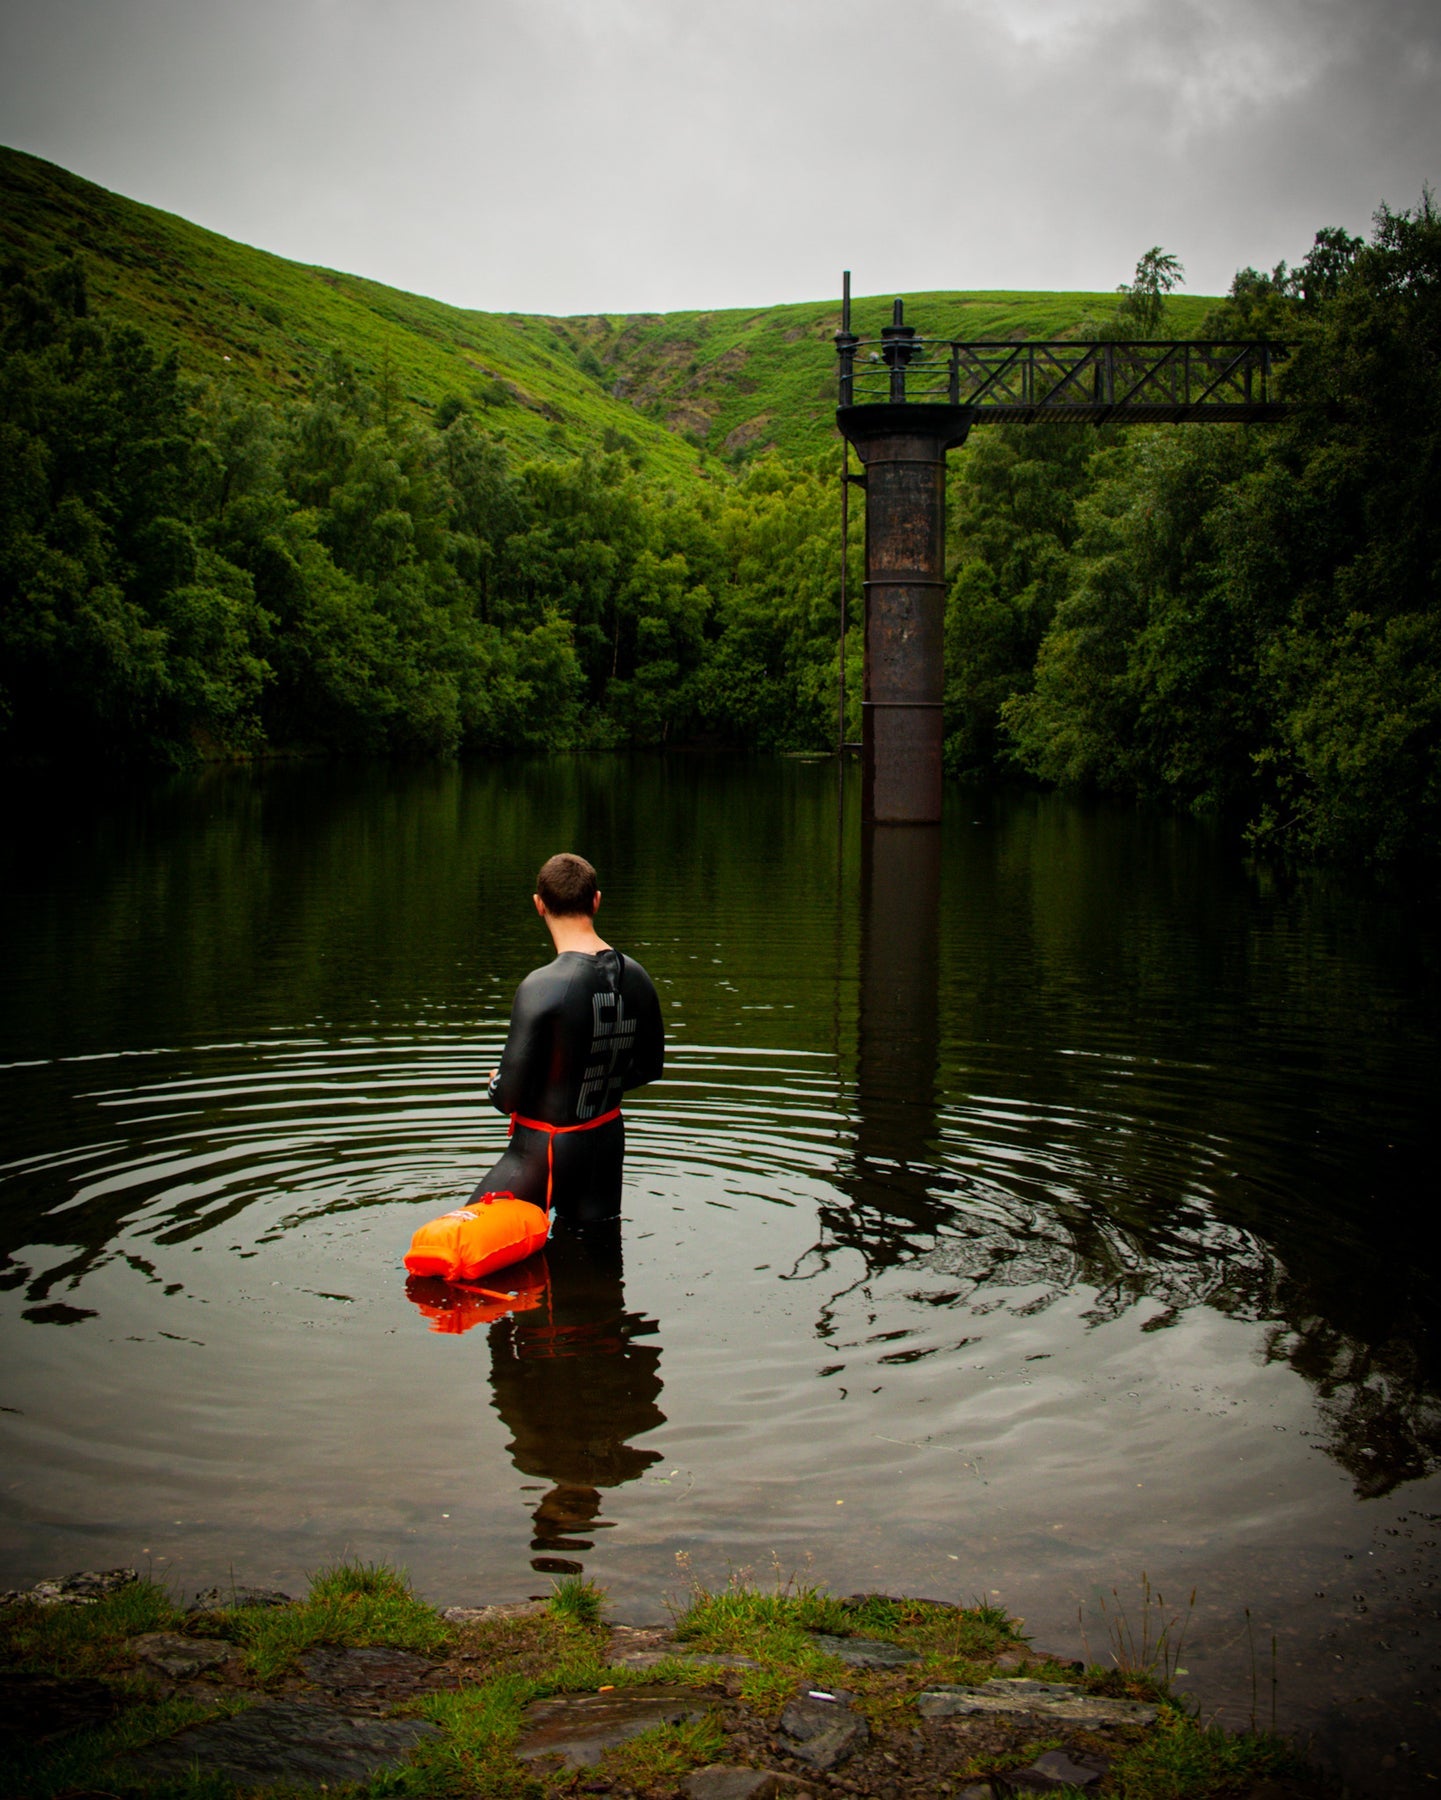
{"left": 1084, "top": 1573, "right": 1196, "bottom": 1688}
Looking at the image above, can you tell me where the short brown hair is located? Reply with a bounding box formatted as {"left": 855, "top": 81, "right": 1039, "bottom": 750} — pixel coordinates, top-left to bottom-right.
{"left": 536, "top": 852, "right": 599, "bottom": 916}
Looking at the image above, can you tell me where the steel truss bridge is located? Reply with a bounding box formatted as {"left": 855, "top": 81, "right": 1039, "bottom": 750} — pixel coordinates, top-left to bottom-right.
{"left": 837, "top": 331, "right": 1290, "bottom": 424}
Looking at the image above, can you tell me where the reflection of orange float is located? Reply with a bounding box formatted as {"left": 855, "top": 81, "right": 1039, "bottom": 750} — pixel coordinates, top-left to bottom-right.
{"left": 405, "top": 1254, "right": 549, "bottom": 1334}
{"left": 404, "top": 1192, "right": 550, "bottom": 1283}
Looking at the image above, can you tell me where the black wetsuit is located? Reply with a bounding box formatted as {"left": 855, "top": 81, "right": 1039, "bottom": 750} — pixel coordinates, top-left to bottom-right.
{"left": 471, "top": 948, "right": 664, "bottom": 1223}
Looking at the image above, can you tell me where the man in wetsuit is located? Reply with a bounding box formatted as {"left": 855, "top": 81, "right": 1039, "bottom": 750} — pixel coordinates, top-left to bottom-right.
{"left": 472, "top": 853, "right": 664, "bottom": 1224}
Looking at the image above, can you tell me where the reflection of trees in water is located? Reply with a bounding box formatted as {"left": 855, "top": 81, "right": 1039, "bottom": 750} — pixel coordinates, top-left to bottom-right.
{"left": 1262, "top": 1313, "right": 1441, "bottom": 1501}
{"left": 812, "top": 816, "right": 1441, "bottom": 1501}
{"left": 798, "top": 1165, "right": 1441, "bottom": 1497}
{"left": 486, "top": 1220, "right": 665, "bottom": 1575}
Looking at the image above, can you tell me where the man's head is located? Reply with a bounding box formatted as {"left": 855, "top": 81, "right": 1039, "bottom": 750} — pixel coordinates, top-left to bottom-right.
{"left": 535, "top": 852, "right": 600, "bottom": 918}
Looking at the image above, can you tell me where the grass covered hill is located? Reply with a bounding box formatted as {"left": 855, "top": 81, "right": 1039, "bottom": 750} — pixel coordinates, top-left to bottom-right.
{"left": 0, "top": 144, "right": 1214, "bottom": 471}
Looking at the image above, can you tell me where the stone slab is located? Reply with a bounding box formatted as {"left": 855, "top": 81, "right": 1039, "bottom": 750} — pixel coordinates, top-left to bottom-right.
{"left": 811, "top": 1632, "right": 918, "bottom": 1669}
{"left": 777, "top": 1692, "right": 870, "bottom": 1770}
{"left": 617, "top": 1648, "right": 762, "bottom": 1671}
{"left": 916, "top": 1678, "right": 1157, "bottom": 1726}
{"left": 1006, "top": 1748, "right": 1108, "bottom": 1790}
{"left": 298, "top": 1644, "right": 440, "bottom": 1694}
{"left": 122, "top": 1699, "right": 439, "bottom": 1787}
{"left": 190, "top": 1584, "right": 294, "bottom": 1613}
{"left": 516, "top": 1683, "right": 707, "bottom": 1768}
{"left": 443, "top": 1599, "right": 548, "bottom": 1623}
{"left": 129, "top": 1632, "right": 236, "bottom": 1680}
{"left": 685, "top": 1767, "right": 786, "bottom": 1799}
{"left": 3, "top": 1568, "right": 138, "bottom": 1607}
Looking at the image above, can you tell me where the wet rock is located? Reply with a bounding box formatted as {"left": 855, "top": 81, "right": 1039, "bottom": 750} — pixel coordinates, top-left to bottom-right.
{"left": 129, "top": 1632, "right": 235, "bottom": 1680}
{"left": 298, "top": 1644, "right": 442, "bottom": 1696}
{"left": 516, "top": 1683, "right": 707, "bottom": 1768}
{"left": 617, "top": 1647, "right": 762, "bottom": 1671}
{"left": 915, "top": 1678, "right": 1157, "bottom": 1727}
{"left": 810, "top": 1632, "right": 918, "bottom": 1669}
{"left": 685, "top": 1768, "right": 786, "bottom": 1799}
{"left": 777, "top": 1691, "right": 870, "bottom": 1770}
{"left": 0, "top": 1672, "right": 126, "bottom": 1743}
{"left": 1003, "top": 1747, "right": 1108, "bottom": 1790}
{"left": 2, "top": 1567, "right": 138, "bottom": 1607}
{"left": 189, "top": 1584, "right": 293, "bottom": 1613}
{"left": 442, "top": 1599, "right": 548, "bottom": 1623}
{"left": 123, "top": 1698, "right": 439, "bottom": 1786}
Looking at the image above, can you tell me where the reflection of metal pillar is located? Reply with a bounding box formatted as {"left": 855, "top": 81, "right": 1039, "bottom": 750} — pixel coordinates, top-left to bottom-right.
{"left": 855, "top": 823, "right": 942, "bottom": 1193}
{"left": 837, "top": 385, "right": 971, "bottom": 823}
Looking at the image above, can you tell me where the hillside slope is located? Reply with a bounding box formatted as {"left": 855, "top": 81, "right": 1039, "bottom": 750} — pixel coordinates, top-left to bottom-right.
{"left": 1, "top": 145, "right": 1217, "bottom": 470}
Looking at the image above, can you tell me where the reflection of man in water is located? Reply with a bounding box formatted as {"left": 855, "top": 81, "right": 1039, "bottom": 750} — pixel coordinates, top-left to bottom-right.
{"left": 474, "top": 853, "right": 664, "bottom": 1224}
{"left": 489, "top": 1220, "right": 665, "bottom": 1573}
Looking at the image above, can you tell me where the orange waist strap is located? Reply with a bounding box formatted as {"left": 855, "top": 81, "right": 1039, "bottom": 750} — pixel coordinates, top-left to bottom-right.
{"left": 508, "top": 1106, "right": 622, "bottom": 1211}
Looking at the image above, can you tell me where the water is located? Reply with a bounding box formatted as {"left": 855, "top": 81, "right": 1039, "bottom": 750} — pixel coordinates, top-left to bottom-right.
{"left": 2, "top": 758, "right": 1439, "bottom": 1791}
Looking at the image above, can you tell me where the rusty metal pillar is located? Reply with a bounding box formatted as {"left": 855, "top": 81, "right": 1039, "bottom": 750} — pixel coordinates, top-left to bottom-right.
{"left": 837, "top": 303, "right": 970, "bottom": 824}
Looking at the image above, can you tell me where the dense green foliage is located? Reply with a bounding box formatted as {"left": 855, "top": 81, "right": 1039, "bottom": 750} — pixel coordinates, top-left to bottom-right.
{"left": 0, "top": 254, "right": 854, "bottom": 760}
{"left": 948, "top": 199, "right": 1441, "bottom": 866}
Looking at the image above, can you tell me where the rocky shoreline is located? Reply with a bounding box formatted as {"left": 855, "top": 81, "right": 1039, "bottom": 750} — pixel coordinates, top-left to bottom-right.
{"left": 2, "top": 1566, "right": 1327, "bottom": 1799}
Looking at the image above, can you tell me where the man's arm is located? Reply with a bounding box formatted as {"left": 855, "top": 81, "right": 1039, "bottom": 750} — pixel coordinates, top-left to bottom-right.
{"left": 488, "top": 972, "right": 554, "bottom": 1114}
{"left": 623, "top": 966, "right": 665, "bottom": 1092}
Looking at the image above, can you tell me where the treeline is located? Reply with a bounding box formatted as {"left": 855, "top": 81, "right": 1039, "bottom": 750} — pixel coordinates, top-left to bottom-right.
{"left": 3, "top": 198, "right": 1439, "bottom": 868}
{"left": 945, "top": 201, "right": 1441, "bottom": 866}
{"left": 0, "top": 256, "right": 845, "bottom": 764}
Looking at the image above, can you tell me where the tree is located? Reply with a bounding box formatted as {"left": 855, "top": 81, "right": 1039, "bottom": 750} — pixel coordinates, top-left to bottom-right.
{"left": 1112, "top": 247, "right": 1185, "bottom": 338}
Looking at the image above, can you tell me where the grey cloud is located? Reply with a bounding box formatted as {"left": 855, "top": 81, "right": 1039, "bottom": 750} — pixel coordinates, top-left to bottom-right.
{"left": 1, "top": 0, "right": 1436, "bottom": 314}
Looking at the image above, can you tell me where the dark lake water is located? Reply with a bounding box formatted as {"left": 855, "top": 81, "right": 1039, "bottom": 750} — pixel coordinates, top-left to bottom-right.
{"left": 2, "top": 757, "right": 1439, "bottom": 1791}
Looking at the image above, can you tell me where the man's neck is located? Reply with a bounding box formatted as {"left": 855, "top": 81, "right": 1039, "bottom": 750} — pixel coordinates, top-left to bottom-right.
{"left": 545, "top": 914, "right": 611, "bottom": 956}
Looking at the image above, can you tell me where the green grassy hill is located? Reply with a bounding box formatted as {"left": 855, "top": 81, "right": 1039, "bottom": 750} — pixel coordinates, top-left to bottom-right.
{"left": 1, "top": 145, "right": 1218, "bottom": 472}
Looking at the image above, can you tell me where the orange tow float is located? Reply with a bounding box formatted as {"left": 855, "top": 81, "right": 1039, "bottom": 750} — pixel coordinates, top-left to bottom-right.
{"left": 404, "top": 1191, "right": 550, "bottom": 1284}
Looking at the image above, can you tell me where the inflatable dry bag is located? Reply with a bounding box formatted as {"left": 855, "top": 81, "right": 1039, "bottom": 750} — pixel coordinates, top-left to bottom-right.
{"left": 404, "top": 1192, "right": 550, "bottom": 1283}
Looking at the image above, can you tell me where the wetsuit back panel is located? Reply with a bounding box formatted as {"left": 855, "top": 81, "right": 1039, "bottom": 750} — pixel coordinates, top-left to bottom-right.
{"left": 475, "top": 949, "right": 664, "bottom": 1221}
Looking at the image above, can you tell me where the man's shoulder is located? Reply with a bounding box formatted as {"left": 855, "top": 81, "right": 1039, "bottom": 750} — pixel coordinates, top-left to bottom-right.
{"left": 618, "top": 951, "right": 660, "bottom": 1004}
{"left": 514, "top": 957, "right": 574, "bottom": 1003}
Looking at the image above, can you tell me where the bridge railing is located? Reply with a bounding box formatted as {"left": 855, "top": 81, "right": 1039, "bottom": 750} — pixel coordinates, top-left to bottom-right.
{"left": 836, "top": 335, "right": 1291, "bottom": 423}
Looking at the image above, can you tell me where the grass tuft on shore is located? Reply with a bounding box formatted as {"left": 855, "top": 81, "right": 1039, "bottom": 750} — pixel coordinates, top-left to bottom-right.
{"left": 0, "top": 1578, "right": 182, "bottom": 1676}
{"left": 226, "top": 1560, "right": 450, "bottom": 1680}
{"left": 1107, "top": 1709, "right": 1307, "bottom": 1798}
{"left": 547, "top": 1574, "right": 604, "bottom": 1629}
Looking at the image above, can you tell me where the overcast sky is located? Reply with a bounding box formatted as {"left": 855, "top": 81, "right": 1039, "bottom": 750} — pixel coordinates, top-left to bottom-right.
{"left": 1, "top": 0, "right": 1437, "bottom": 315}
